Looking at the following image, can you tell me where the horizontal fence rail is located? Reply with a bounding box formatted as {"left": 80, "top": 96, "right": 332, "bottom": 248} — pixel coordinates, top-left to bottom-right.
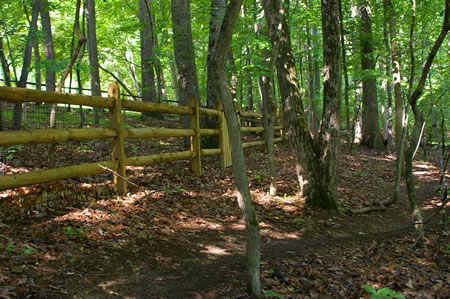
{"left": 0, "top": 84, "right": 285, "bottom": 193}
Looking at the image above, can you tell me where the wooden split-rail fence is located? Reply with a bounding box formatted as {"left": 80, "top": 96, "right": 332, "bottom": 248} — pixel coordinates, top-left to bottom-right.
{"left": 0, "top": 83, "right": 284, "bottom": 194}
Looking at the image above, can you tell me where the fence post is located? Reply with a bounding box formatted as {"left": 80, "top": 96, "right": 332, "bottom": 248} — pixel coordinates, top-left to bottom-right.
{"left": 217, "top": 100, "right": 232, "bottom": 168}
{"left": 189, "top": 96, "right": 201, "bottom": 175}
{"left": 108, "top": 82, "right": 127, "bottom": 194}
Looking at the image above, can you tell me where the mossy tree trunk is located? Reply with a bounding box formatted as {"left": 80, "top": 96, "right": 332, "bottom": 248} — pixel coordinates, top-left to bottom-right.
{"left": 262, "top": 0, "right": 341, "bottom": 210}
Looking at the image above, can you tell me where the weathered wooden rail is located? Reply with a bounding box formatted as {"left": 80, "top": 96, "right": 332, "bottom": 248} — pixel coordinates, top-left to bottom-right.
{"left": 0, "top": 83, "right": 284, "bottom": 194}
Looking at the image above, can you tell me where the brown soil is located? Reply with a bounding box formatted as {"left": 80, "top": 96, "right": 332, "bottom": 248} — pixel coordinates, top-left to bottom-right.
{"left": 0, "top": 141, "right": 448, "bottom": 298}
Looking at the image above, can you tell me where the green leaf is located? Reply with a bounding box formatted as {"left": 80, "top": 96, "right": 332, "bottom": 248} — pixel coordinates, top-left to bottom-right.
{"left": 362, "top": 285, "right": 377, "bottom": 294}
{"left": 267, "top": 269, "right": 275, "bottom": 274}
{"left": 259, "top": 290, "right": 283, "bottom": 298}
{"left": 378, "top": 288, "right": 396, "bottom": 296}
{"left": 23, "top": 248, "right": 35, "bottom": 255}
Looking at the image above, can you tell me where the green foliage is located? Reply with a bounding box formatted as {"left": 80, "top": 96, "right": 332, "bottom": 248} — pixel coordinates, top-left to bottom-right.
{"left": 23, "top": 247, "right": 35, "bottom": 255}
{"left": 163, "top": 186, "right": 185, "bottom": 194}
{"left": 64, "top": 226, "right": 89, "bottom": 240}
{"left": 255, "top": 171, "right": 267, "bottom": 181}
{"left": 259, "top": 290, "right": 283, "bottom": 298}
{"left": 295, "top": 217, "right": 305, "bottom": 226}
{"left": 250, "top": 152, "right": 262, "bottom": 160}
{"left": 362, "top": 285, "right": 405, "bottom": 299}
{"left": 6, "top": 145, "right": 24, "bottom": 160}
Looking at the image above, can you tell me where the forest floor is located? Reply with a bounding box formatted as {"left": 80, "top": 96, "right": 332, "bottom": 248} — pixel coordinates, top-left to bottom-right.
{"left": 0, "top": 124, "right": 448, "bottom": 298}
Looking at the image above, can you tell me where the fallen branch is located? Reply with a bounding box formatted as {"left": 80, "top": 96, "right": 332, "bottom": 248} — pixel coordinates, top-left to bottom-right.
{"left": 340, "top": 197, "right": 395, "bottom": 215}
{"left": 96, "top": 163, "right": 156, "bottom": 204}
{"left": 96, "top": 163, "right": 144, "bottom": 193}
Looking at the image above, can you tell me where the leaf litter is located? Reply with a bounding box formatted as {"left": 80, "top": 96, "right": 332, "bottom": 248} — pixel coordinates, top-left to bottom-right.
{"left": 0, "top": 134, "right": 448, "bottom": 298}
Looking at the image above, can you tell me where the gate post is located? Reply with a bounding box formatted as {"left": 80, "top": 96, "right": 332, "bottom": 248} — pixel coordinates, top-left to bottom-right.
{"left": 216, "top": 100, "right": 232, "bottom": 168}
{"left": 108, "top": 83, "right": 127, "bottom": 194}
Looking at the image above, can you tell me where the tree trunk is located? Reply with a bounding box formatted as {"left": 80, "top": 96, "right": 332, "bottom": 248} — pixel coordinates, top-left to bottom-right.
{"left": 318, "top": 0, "right": 342, "bottom": 207}
{"left": 305, "top": 21, "right": 318, "bottom": 138}
{"left": 169, "top": 59, "right": 180, "bottom": 103}
{"left": 403, "top": 0, "right": 448, "bottom": 247}
{"left": 41, "top": 0, "right": 56, "bottom": 93}
{"left": 139, "top": 0, "right": 159, "bottom": 117}
{"left": 125, "top": 49, "right": 141, "bottom": 96}
{"left": 338, "top": 0, "right": 351, "bottom": 145}
{"left": 15, "top": 0, "right": 40, "bottom": 129}
{"left": 151, "top": 14, "right": 167, "bottom": 104}
{"left": 206, "top": 0, "right": 226, "bottom": 110}
{"left": 383, "top": 0, "right": 403, "bottom": 154}
{"left": 358, "top": 1, "right": 383, "bottom": 150}
{"left": 0, "top": 37, "right": 12, "bottom": 131}
{"left": 228, "top": 49, "right": 239, "bottom": 104}
{"left": 171, "top": 0, "right": 201, "bottom": 144}
{"left": 262, "top": 0, "right": 339, "bottom": 209}
{"left": 86, "top": 0, "right": 101, "bottom": 126}
{"left": 50, "top": 0, "right": 85, "bottom": 167}
{"left": 212, "top": 0, "right": 261, "bottom": 295}
{"left": 33, "top": 40, "right": 41, "bottom": 91}
{"left": 256, "top": 5, "right": 277, "bottom": 196}
{"left": 382, "top": 4, "right": 393, "bottom": 151}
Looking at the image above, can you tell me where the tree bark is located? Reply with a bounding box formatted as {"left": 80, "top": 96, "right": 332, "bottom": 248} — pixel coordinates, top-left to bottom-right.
{"left": 86, "top": 0, "right": 101, "bottom": 126}
{"left": 262, "top": 0, "right": 339, "bottom": 209}
{"left": 382, "top": 3, "right": 393, "bottom": 151}
{"left": 41, "top": 0, "right": 56, "bottom": 92}
{"left": 206, "top": 0, "right": 226, "bottom": 110}
{"left": 338, "top": 0, "right": 351, "bottom": 145}
{"left": 318, "top": 0, "right": 342, "bottom": 207}
{"left": 15, "top": 0, "right": 40, "bottom": 129}
{"left": 358, "top": 1, "right": 383, "bottom": 150}
{"left": 404, "top": 0, "right": 448, "bottom": 247}
{"left": 383, "top": 0, "right": 403, "bottom": 154}
{"left": 0, "top": 37, "right": 12, "bottom": 131}
{"left": 139, "top": 0, "right": 158, "bottom": 117}
{"left": 211, "top": 0, "right": 261, "bottom": 295}
{"left": 256, "top": 5, "right": 277, "bottom": 196}
{"left": 171, "top": 0, "right": 201, "bottom": 143}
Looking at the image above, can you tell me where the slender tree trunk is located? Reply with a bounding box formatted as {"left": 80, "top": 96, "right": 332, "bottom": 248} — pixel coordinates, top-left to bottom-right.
{"left": 380, "top": 61, "right": 389, "bottom": 145}
{"left": 256, "top": 5, "right": 277, "bottom": 196}
{"left": 139, "top": 0, "right": 159, "bottom": 117}
{"left": 5, "top": 37, "right": 18, "bottom": 84}
{"left": 206, "top": 0, "right": 226, "bottom": 133}
{"left": 125, "top": 49, "right": 141, "bottom": 95}
{"left": 76, "top": 5, "right": 86, "bottom": 128}
{"left": 407, "top": 0, "right": 448, "bottom": 247}
{"left": 383, "top": 0, "right": 404, "bottom": 155}
{"left": 305, "top": 21, "right": 318, "bottom": 137}
{"left": 33, "top": 41, "right": 41, "bottom": 91}
{"left": 228, "top": 49, "right": 239, "bottom": 104}
{"left": 211, "top": 0, "right": 261, "bottom": 295}
{"left": 0, "top": 37, "right": 12, "bottom": 131}
{"left": 15, "top": 0, "right": 40, "bottom": 129}
{"left": 382, "top": 4, "right": 393, "bottom": 151}
{"left": 338, "top": 0, "right": 351, "bottom": 145}
{"left": 169, "top": 59, "right": 180, "bottom": 103}
{"left": 150, "top": 14, "right": 167, "bottom": 104}
{"left": 50, "top": 0, "right": 85, "bottom": 167}
{"left": 86, "top": 0, "right": 101, "bottom": 126}
{"left": 242, "top": 6, "right": 254, "bottom": 112}
{"left": 312, "top": 25, "right": 321, "bottom": 118}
